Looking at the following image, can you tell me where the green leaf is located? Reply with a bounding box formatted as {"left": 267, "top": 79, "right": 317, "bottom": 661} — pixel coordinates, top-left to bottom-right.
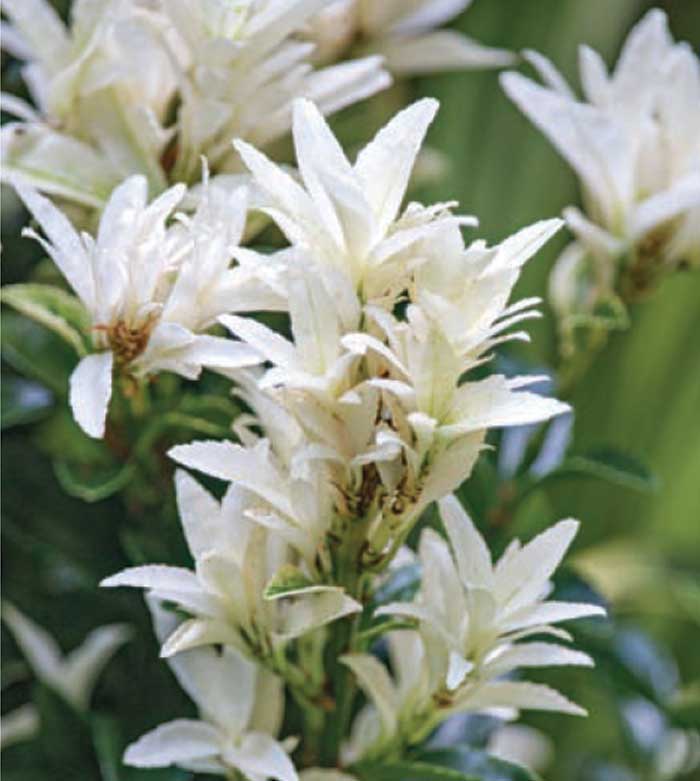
{"left": 54, "top": 458, "right": 135, "bottom": 503}
{"left": 2, "top": 311, "right": 78, "bottom": 395}
{"left": 1, "top": 375, "right": 54, "bottom": 429}
{"left": 415, "top": 748, "right": 541, "bottom": 781}
{"left": 91, "top": 716, "right": 122, "bottom": 781}
{"left": 354, "top": 760, "right": 480, "bottom": 781}
{"left": 541, "top": 448, "right": 659, "bottom": 494}
{"left": 1, "top": 283, "right": 91, "bottom": 355}
{"left": 34, "top": 684, "right": 97, "bottom": 777}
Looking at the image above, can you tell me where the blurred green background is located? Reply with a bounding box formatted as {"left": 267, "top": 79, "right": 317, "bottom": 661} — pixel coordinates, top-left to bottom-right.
{"left": 2, "top": 1, "right": 699, "bottom": 779}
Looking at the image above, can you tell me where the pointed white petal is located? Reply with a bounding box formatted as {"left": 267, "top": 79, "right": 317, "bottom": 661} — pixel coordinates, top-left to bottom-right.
{"left": 355, "top": 98, "right": 438, "bottom": 233}
{"left": 495, "top": 519, "right": 579, "bottom": 612}
{"left": 503, "top": 600, "right": 606, "bottom": 632}
{"left": 69, "top": 353, "right": 113, "bottom": 439}
{"left": 522, "top": 49, "right": 574, "bottom": 97}
{"left": 174, "top": 470, "right": 221, "bottom": 559}
{"left": 446, "top": 375, "right": 569, "bottom": 436}
{"left": 100, "top": 565, "right": 202, "bottom": 595}
{"left": 62, "top": 624, "right": 131, "bottom": 709}
{"left": 1, "top": 601, "right": 62, "bottom": 688}
{"left": 373, "top": 31, "right": 514, "bottom": 76}
{"left": 276, "top": 591, "right": 362, "bottom": 640}
{"left": 225, "top": 731, "right": 297, "bottom": 781}
{"left": 124, "top": 720, "right": 221, "bottom": 768}
{"left": 388, "top": 0, "right": 472, "bottom": 35}
{"left": 460, "top": 681, "right": 586, "bottom": 716}
{"left": 633, "top": 178, "right": 700, "bottom": 240}
{"left": 484, "top": 642, "right": 593, "bottom": 677}
{"left": 438, "top": 494, "right": 493, "bottom": 590}
{"left": 341, "top": 653, "right": 398, "bottom": 737}
{"left": 0, "top": 704, "right": 40, "bottom": 749}
{"left": 219, "top": 314, "right": 297, "bottom": 369}
{"left": 490, "top": 218, "right": 563, "bottom": 273}
{"left": 13, "top": 180, "right": 94, "bottom": 305}
{"left": 1, "top": 0, "right": 68, "bottom": 71}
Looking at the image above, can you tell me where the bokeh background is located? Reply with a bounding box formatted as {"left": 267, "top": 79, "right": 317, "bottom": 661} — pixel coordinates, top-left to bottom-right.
{"left": 2, "top": 1, "right": 699, "bottom": 779}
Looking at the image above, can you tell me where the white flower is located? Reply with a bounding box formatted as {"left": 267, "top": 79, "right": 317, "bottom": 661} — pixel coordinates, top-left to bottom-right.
{"left": 306, "top": 0, "right": 514, "bottom": 75}
{"left": 1, "top": 0, "right": 390, "bottom": 205}
{"left": 101, "top": 470, "right": 361, "bottom": 658}
{"left": 341, "top": 495, "right": 605, "bottom": 759}
{"left": 1, "top": 0, "right": 176, "bottom": 199}
{"left": 234, "top": 97, "right": 470, "bottom": 303}
{"left": 124, "top": 597, "right": 297, "bottom": 780}
{"left": 1, "top": 601, "right": 130, "bottom": 712}
{"left": 158, "top": 0, "right": 391, "bottom": 183}
{"left": 501, "top": 9, "right": 700, "bottom": 330}
{"left": 13, "top": 174, "right": 283, "bottom": 437}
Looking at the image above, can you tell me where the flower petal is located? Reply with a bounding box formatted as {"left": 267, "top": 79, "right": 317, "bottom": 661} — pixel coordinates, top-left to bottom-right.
{"left": 69, "top": 352, "right": 113, "bottom": 439}
{"left": 124, "top": 720, "right": 221, "bottom": 768}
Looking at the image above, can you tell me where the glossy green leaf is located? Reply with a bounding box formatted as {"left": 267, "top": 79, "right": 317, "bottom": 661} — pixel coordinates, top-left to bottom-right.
{"left": 34, "top": 684, "right": 97, "bottom": 777}
{"left": 354, "top": 760, "right": 480, "bottom": 781}
{"left": 540, "top": 448, "right": 659, "bottom": 494}
{"left": 415, "top": 748, "right": 541, "bottom": 781}
{"left": 1, "top": 283, "right": 90, "bottom": 356}
{"left": 54, "top": 458, "right": 135, "bottom": 503}
{"left": 1, "top": 311, "right": 76, "bottom": 395}
{"left": 91, "top": 716, "right": 122, "bottom": 781}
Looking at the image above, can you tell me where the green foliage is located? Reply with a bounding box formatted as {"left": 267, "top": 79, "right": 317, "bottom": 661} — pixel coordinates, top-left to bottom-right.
{"left": 1, "top": 283, "right": 91, "bottom": 355}
{"left": 1, "top": 375, "right": 54, "bottom": 429}
{"left": 2, "top": 310, "right": 76, "bottom": 394}
{"left": 355, "top": 760, "right": 482, "bottom": 781}
{"left": 415, "top": 749, "right": 540, "bottom": 781}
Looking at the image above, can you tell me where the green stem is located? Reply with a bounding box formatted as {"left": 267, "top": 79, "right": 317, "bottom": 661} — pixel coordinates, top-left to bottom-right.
{"left": 317, "top": 517, "right": 373, "bottom": 766}
{"left": 557, "top": 325, "right": 610, "bottom": 400}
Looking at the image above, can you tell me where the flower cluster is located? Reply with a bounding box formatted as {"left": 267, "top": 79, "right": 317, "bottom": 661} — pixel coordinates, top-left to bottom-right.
{"left": 304, "top": 0, "right": 514, "bottom": 75}
{"left": 341, "top": 496, "right": 604, "bottom": 761}
{"left": 96, "top": 98, "right": 601, "bottom": 778}
{"left": 501, "top": 9, "right": 700, "bottom": 354}
{"left": 1, "top": 0, "right": 390, "bottom": 208}
{"left": 168, "top": 97, "right": 570, "bottom": 579}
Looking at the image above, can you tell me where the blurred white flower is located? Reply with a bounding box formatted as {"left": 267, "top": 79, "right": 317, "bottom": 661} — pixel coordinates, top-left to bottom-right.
{"left": 342, "top": 495, "right": 604, "bottom": 759}
{"left": 306, "top": 0, "right": 514, "bottom": 75}
{"left": 1, "top": 601, "right": 130, "bottom": 712}
{"left": 101, "top": 470, "right": 361, "bottom": 658}
{"left": 487, "top": 724, "right": 553, "bottom": 774}
{"left": 501, "top": 9, "right": 700, "bottom": 346}
{"left": 13, "top": 173, "right": 286, "bottom": 437}
{"left": 124, "top": 597, "right": 297, "bottom": 780}
{"left": 158, "top": 0, "right": 391, "bottom": 183}
{"left": 0, "top": 704, "right": 40, "bottom": 751}
{"left": 1, "top": 0, "right": 176, "bottom": 200}
{"left": 0, "top": 0, "right": 390, "bottom": 205}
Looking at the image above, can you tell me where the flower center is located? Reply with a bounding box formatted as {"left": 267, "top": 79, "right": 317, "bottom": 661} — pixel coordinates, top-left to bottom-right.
{"left": 104, "top": 315, "right": 158, "bottom": 367}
